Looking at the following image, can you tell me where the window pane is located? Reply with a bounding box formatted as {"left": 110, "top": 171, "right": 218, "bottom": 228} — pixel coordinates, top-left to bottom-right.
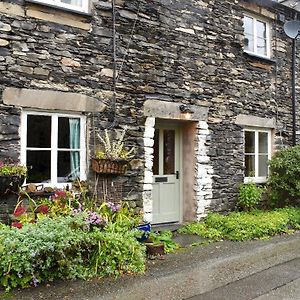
{"left": 58, "top": 117, "right": 80, "bottom": 149}
{"left": 245, "top": 154, "right": 255, "bottom": 177}
{"left": 163, "top": 130, "right": 175, "bottom": 175}
{"left": 27, "top": 150, "right": 51, "bottom": 183}
{"left": 58, "top": 151, "right": 80, "bottom": 182}
{"left": 257, "top": 21, "right": 266, "bottom": 39}
{"left": 259, "top": 132, "right": 268, "bottom": 153}
{"left": 257, "top": 37, "right": 267, "bottom": 56}
{"left": 244, "top": 33, "right": 254, "bottom": 52}
{"left": 27, "top": 115, "right": 51, "bottom": 148}
{"left": 245, "top": 131, "right": 255, "bottom": 153}
{"left": 258, "top": 155, "right": 268, "bottom": 177}
{"left": 244, "top": 16, "right": 253, "bottom": 35}
{"left": 60, "top": 0, "right": 82, "bottom": 6}
{"left": 153, "top": 130, "right": 159, "bottom": 175}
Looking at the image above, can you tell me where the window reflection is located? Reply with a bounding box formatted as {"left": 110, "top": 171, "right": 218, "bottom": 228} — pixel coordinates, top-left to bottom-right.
{"left": 153, "top": 130, "right": 159, "bottom": 175}
{"left": 163, "top": 130, "right": 175, "bottom": 175}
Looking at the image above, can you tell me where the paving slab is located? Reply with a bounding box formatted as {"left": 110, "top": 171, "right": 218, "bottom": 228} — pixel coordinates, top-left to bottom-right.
{"left": 188, "top": 258, "right": 300, "bottom": 300}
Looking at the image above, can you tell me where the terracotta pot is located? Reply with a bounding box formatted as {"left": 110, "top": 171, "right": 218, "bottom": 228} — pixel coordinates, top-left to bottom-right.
{"left": 146, "top": 243, "right": 165, "bottom": 256}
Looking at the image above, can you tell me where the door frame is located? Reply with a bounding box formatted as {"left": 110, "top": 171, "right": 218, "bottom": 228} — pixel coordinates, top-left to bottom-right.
{"left": 153, "top": 120, "right": 183, "bottom": 224}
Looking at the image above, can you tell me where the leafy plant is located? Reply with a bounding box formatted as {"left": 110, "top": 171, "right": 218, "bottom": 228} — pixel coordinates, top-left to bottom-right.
{"left": 268, "top": 145, "right": 300, "bottom": 207}
{"left": 0, "top": 212, "right": 146, "bottom": 291}
{"left": 0, "top": 159, "right": 27, "bottom": 177}
{"left": 95, "top": 127, "right": 135, "bottom": 161}
{"left": 0, "top": 216, "right": 94, "bottom": 290}
{"left": 237, "top": 182, "right": 264, "bottom": 211}
{"left": 91, "top": 225, "right": 146, "bottom": 277}
{"left": 179, "top": 208, "right": 300, "bottom": 242}
{"left": 148, "top": 231, "right": 180, "bottom": 253}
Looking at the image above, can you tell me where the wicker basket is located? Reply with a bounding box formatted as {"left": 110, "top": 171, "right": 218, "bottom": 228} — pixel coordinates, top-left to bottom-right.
{"left": 92, "top": 159, "right": 128, "bottom": 175}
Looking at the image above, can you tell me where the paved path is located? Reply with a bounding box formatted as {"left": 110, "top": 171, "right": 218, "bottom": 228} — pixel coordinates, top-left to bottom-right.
{"left": 188, "top": 258, "right": 300, "bottom": 300}
{"left": 255, "top": 278, "right": 300, "bottom": 300}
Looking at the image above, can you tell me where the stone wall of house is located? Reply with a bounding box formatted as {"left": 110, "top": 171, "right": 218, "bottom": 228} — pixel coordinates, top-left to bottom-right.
{"left": 0, "top": 0, "right": 298, "bottom": 219}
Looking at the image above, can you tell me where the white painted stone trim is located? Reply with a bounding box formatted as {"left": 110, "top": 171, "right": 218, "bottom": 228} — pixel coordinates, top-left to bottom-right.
{"left": 142, "top": 117, "right": 214, "bottom": 222}
{"left": 142, "top": 117, "right": 155, "bottom": 223}
{"left": 194, "top": 121, "right": 214, "bottom": 220}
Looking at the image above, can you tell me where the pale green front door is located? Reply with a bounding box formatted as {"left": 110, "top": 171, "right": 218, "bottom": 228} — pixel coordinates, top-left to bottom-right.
{"left": 152, "top": 125, "right": 181, "bottom": 224}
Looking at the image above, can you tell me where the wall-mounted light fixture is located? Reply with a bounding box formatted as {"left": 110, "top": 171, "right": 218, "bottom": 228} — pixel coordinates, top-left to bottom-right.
{"left": 179, "top": 104, "right": 194, "bottom": 114}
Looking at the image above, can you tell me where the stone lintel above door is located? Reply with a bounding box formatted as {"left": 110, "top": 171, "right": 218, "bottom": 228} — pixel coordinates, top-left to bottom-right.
{"left": 3, "top": 87, "right": 106, "bottom": 113}
{"left": 143, "top": 100, "right": 208, "bottom": 121}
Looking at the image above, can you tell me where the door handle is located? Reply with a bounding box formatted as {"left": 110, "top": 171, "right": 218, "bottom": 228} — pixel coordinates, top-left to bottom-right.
{"left": 176, "top": 171, "right": 179, "bottom": 179}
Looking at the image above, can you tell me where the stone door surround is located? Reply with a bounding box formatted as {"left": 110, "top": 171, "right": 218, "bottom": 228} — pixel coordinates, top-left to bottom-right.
{"left": 142, "top": 100, "right": 212, "bottom": 223}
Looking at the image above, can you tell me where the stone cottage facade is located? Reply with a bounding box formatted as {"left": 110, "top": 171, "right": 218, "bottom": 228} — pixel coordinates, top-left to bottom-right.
{"left": 0, "top": 0, "right": 299, "bottom": 224}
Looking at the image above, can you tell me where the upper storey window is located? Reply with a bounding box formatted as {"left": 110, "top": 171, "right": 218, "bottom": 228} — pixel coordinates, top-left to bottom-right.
{"left": 30, "top": 0, "right": 89, "bottom": 14}
{"left": 243, "top": 15, "right": 271, "bottom": 58}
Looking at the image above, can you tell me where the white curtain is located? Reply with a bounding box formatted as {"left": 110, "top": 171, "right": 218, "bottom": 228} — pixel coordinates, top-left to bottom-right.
{"left": 69, "top": 118, "right": 80, "bottom": 180}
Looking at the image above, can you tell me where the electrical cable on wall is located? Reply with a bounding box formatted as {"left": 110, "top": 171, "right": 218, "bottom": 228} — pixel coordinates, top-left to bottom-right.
{"left": 96, "top": 0, "right": 140, "bottom": 130}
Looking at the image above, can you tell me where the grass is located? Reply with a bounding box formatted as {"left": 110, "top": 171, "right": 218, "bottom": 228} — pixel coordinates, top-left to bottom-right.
{"left": 178, "top": 208, "right": 300, "bottom": 242}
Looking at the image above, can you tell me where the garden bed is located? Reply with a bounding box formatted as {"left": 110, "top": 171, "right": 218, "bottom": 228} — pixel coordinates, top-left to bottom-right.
{"left": 179, "top": 208, "right": 300, "bottom": 242}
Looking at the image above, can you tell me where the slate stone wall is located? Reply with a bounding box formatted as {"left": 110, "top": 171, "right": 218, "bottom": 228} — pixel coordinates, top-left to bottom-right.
{"left": 0, "top": 0, "right": 298, "bottom": 217}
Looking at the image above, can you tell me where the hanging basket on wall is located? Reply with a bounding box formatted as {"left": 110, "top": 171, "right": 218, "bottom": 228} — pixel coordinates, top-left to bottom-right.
{"left": 91, "top": 159, "right": 128, "bottom": 175}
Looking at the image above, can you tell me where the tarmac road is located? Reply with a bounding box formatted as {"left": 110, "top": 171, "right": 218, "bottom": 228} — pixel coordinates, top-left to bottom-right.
{"left": 188, "top": 258, "right": 300, "bottom": 300}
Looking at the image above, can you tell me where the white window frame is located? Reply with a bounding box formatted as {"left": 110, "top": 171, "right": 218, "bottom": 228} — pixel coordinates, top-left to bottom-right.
{"left": 243, "top": 14, "right": 271, "bottom": 59}
{"left": 244, "top": 128, "right": 272, "bottom": 184}
{"left": 20, "top": 111, "right": 87, "bottom": 188}
{"left": 29, "top": 0, "right": 90, "bottom": 14}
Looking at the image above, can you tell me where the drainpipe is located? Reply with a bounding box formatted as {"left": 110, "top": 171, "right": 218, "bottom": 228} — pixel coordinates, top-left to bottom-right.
{"left": 292, "top": 38, "right": 297, "bottom": 146}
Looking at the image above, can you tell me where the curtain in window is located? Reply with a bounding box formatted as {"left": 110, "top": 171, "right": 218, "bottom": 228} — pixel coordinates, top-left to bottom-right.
{"left": 69, "top": 118, "right": 80, "bottom": 180}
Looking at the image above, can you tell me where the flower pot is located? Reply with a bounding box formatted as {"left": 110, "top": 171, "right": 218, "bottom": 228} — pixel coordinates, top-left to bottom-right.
{"left": 0, "top": 176, "right": 25, "bottom": 195}
{"left": 146, "top": 243, "right": 165, "bottom": 256}
{"left": 136, "top": 223, "right": 151, "bottom": 242}
{"left": 92, "top": 158, "right": 128, "bottom": 175}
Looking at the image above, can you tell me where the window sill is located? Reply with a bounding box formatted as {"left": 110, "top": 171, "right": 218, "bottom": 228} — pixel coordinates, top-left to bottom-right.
{"left": 25, "top": 0, "right": 92, "bottom": 17}
{"left": 243, "top": 51, "right": 276, "bottom": 64}
{"left": 244, "top": 177, "right": 267, "bottom": 184}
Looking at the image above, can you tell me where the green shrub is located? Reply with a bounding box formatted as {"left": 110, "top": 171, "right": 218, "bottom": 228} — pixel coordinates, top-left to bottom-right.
{"left": 179, "top": 208, "right": 300, "bottom": 242}
{"left": 0, "top": 216, "right": 93, "bottom": 290}
{"left": 0, "top": 214, "right": 146, "bottom": 291}
{"left": 91, "top": 224, "right": 145, "bottom": 277}
{"left": 268, "top": 145, "right": 300, "bottom": 207}
{"left": 237, "top": 182, "right": 264, "bottom": 211}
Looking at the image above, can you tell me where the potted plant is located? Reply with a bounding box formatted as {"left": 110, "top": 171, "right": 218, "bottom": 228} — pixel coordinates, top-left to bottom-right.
{"left": 144, "top": 231, "right": 180, "bottom": 257}
{"left": 0, "top": 159, "right": 27, "bottom": 195}
{"left": 145, "top": 232, "right": 165, "bottom": 257}
{"left": 92, "top": 127, "right": 135, "bottom": 175}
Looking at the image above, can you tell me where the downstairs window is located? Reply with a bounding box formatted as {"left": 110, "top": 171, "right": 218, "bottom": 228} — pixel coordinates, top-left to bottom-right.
{"left": 21, "top": 112, "right": 86, "bottom": 187}
{"left": 28, "top": 0, "right": 90, "bottom": 14}
{"left": 244, "top": 128, "right": 272, "bottom": 183}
